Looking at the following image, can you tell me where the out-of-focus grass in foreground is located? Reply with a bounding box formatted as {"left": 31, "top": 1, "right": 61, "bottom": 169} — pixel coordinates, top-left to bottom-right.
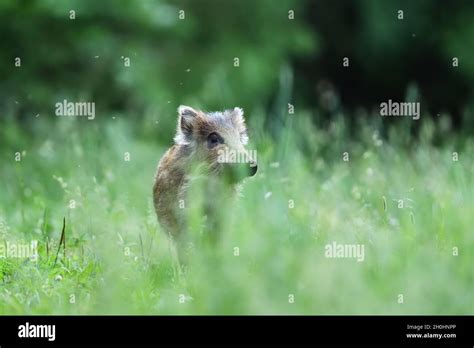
{"left": 0, "top": 112, "right": 472, "bottom": 314}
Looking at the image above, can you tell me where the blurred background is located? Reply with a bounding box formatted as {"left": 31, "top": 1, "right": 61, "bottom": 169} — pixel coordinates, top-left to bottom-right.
{"left": 1, "top": 0, "right": 473, "bottom": 141}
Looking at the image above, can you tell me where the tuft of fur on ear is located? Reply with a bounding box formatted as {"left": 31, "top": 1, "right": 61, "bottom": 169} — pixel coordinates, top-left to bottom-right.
{"left": 175, "top": 105, "right": 198, "bottom": 144}
{"left": 231, "top": 107, "right": 248, "bottom": 145}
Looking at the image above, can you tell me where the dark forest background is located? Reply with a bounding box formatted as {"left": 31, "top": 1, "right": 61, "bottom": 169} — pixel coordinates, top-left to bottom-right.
{"left": 1, "top": 0, "right": 473, "bottom": 142}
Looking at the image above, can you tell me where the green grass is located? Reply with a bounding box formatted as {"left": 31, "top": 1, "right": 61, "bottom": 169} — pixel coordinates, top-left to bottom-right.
{"left": 0, "top": 113, "right": 473, "bottom": 314}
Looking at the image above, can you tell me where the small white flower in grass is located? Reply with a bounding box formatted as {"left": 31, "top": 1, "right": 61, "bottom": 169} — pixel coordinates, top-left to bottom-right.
{"left": 55, "top": 275, "right": 63, "bottom": 281}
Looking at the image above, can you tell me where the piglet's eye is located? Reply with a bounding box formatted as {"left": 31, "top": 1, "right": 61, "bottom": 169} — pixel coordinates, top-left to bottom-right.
{"left": 207, "top": 132, "right": 223, "bottom": 148}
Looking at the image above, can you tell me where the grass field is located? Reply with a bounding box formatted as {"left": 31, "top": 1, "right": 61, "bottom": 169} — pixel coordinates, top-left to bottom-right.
{"left": 0, "top": 112, "right": 472, "bottom": 314}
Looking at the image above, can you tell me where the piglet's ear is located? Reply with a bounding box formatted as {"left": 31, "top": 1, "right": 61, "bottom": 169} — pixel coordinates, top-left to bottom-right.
{"left": 231, "top": 107, "right": 246, "bottom": 128}
{"left": 231, "top": 107, "right": 245, "bottom": 126}
{"left": 178, "top": 105, "right": 198, "bottom": 118}
{"left": 231, "top": 107, "right": 248, "bottom": 144}
{"left": 175, "top": 105, "right": 198, "bottom": 144}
